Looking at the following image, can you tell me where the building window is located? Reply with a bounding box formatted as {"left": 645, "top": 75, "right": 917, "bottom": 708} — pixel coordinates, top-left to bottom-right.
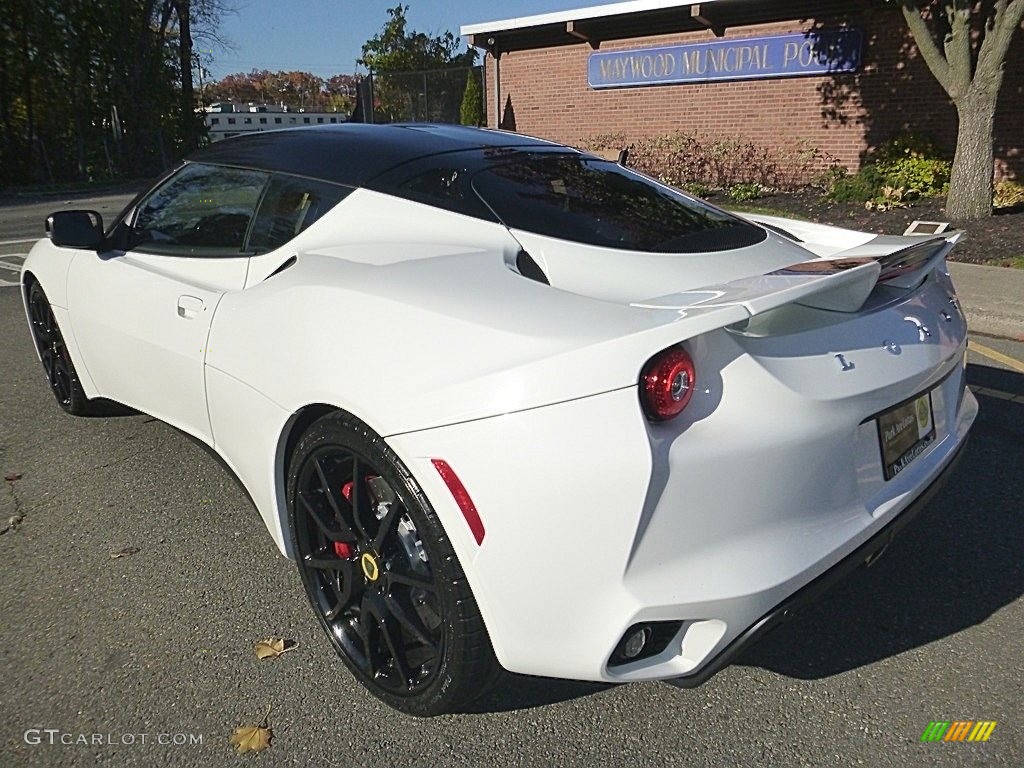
{"left": 227, "top": 117, "right": 236, "bottom": 124}
{"left": 244, "top": 117, "right": 252, "bottom": 124}
{"left": 275, "top": 117, "right": 282, "bottom": 124}
{"left": 211, "top": 117, "right": 220, "bottom": 125}
{"left": 303, "top": 117, "right": 310, "bottom": 124}
{"left": 259, "top": 117, "right": 267, "bottom": 124}
{"left": 289, "top": 117, "right": 297, "bottom": 123}
{"left": 317, "top": 117, "right": 324, "bottom": 124}
{"left": 330, "top": 117, "right": 337, "bottom": 123}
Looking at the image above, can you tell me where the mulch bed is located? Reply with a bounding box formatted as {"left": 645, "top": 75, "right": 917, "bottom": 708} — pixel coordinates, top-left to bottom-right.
{"left": 735, "top": 191, "right": 1024, "bottom": 267}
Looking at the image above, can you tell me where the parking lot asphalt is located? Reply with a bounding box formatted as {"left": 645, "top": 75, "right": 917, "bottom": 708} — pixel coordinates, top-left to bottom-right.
{"left": 1, "top": 202, "right": 1022, "bottom": 767}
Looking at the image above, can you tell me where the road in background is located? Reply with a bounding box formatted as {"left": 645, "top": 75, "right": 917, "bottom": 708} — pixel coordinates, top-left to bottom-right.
{"left": 1, "top": 196, "right": 1022, "bottom": 767}
{"left": 0, "top": 193, "right": 136, "bottom": 286}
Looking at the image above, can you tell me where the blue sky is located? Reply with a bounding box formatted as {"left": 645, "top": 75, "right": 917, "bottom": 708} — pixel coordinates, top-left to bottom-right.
{"left": 203, "top": 1, "right": 587, "bottom": 80}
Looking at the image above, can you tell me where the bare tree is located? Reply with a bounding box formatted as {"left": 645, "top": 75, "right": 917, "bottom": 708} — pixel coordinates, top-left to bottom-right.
{"left": 901, "top": 0, "right": 1024, "bottom": 219}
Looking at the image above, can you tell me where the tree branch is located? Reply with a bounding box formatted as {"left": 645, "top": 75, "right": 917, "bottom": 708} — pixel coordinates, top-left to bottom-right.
{"left": 942, "top": 1, "right": 972, "bottom": 98}
{"left": 901, "top": 1, "right": 953, "bottom": 95}
{"left": 975, "top": 0, "right": 1024, "bottom": 93}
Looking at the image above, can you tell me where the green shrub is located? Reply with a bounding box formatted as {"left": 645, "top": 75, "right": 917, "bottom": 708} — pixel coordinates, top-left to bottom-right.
{"left": 828, "top": 165, "right": 886, "bottom": 202}
{"left": 727, "top": 182, "right": 764, "bottom": 202}
{"left": 872, "top": 133, "right": 951, "bottom": 197}
{"left": 814, "top": 163, "right": 849, "bottom": 196}
{"left": 459, "top": 71, "right": 484, "bottom": 126}
{"left": 682, "top": 181, "right": 713, "bottom": 199}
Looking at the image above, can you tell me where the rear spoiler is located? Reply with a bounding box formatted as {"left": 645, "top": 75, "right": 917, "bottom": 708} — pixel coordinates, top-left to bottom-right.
{"left": 634, "top": 232, "right": 959, "bottom": 317}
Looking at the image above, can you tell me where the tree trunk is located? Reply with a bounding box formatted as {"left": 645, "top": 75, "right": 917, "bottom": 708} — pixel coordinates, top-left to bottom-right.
{"left": 176, "top": 0, "right": 196, "bottom": 153}
{"left": 20, "top": 15, "right": 34, "bottom": 181}
{"left": 947, "top": 93, "right": 997, "bottom": 220}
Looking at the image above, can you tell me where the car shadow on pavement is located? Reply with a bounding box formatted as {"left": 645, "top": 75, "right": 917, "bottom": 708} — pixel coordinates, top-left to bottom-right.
{"left": 465, "top": 674, "right": 610, "bottom": 714}
{"left": 736, "top": 362, "right": 1023, "bottom": 681}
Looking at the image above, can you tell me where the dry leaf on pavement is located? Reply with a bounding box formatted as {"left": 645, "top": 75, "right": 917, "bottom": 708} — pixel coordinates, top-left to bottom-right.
{"left": 110, "top": 546, "right": 140, "bottom": 559}
{"left": 230, "top": 724, "right": 272, "bottom": 754}
{"left": 231, "top": 705, "right": 273, "bottom": 754}
{"left": 4, "top": 472, "right": 23, "bottom": 482}
{"left": 253, "top": 638, "right": 294, "bottom": 660}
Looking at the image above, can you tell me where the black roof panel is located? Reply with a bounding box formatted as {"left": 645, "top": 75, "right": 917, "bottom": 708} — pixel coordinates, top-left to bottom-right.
{"left": 187, "top": 123, "right": 558, "bottom": 187}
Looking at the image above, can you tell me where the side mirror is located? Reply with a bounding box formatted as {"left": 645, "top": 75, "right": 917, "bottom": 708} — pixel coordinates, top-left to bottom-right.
{"left": 45, "top": 210, "right": 105, "bottom": 249}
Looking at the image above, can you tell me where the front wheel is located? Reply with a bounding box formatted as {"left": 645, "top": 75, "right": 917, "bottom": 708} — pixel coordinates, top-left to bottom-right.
{"left": 286, "top": 411, "right": 501, "bottom": 716}
{"left": 27, "top": 281, "right": 93, "bottom": 415}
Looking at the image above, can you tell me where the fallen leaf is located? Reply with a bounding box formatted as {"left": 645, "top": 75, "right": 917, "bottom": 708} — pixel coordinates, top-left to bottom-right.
{"left": 254, "top": 638, "right": 294, "bottom": 660}
{"left": 110, "top": 546, "right": 140, "bottom": 559}
{"left": 231, "top": 705, "right": 272, "bottom": 755}
{"left": 230, "top": 724, "right": 272, "bottom": 754}
{"left": 4, "top": 472, "right": 22, "bottom": 482}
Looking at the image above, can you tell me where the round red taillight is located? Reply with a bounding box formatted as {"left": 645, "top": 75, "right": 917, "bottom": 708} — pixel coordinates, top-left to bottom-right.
{"left": 640, "top": 346, "right": 696, "bottom": 421}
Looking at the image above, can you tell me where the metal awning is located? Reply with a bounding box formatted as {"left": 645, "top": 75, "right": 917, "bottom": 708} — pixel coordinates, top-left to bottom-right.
{"left": 461, "top": 0, "right": 819, "bottom": 53}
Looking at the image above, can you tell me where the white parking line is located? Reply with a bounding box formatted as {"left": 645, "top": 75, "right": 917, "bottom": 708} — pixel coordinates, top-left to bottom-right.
{"left": 0, "top": 262, "right": 22, "bottom": 273}
{"left": 0, "top": 238, "right": 38, "bottom": 246}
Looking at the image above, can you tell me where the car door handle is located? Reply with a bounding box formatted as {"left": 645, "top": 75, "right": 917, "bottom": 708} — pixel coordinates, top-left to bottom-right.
{"left": 177, "top": 295, "right": 205, "bottom": 319}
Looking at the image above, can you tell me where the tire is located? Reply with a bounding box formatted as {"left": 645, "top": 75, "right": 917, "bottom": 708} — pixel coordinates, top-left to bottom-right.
{"left": 286, "top": 411, "right": 501, "bottom": 716}
{"left": 26, "top": 280, "right": 95, "bottom": 416}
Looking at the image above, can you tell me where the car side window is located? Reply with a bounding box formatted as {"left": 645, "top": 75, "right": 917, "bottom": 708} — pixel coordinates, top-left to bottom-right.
{"left": 246, "top": 175, "right": 352, "bottom": 253}
{"left": 129, "top": 163, "right": 268, "bottom": 256}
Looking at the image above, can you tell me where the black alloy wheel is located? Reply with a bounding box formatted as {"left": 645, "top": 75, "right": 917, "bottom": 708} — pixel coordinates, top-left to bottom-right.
{"left": 27, "top": 281, "right": 92, "bottom": 415}
{"left": 287, "top": 411, "right": 500, "bottom": 716}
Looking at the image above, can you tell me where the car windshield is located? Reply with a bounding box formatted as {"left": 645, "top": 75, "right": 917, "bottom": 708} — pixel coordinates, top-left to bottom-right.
{"left": 471, "top": 154, "right": 765, "bottom": 253}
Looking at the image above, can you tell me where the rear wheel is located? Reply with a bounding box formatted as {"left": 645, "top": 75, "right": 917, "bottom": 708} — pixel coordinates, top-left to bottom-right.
{"left": 27, "top": 281, "right": 93, "bottom": 415}
{"left": 286, "top": 411, "right": 501, "bottom": 716}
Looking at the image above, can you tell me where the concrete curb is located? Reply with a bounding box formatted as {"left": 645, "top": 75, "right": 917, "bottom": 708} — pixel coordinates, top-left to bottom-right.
{"left": 947, "top": 262, "right": 1024, "bottom": 342}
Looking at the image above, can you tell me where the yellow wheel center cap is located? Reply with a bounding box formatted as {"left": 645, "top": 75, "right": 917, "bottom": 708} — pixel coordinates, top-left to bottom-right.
{"left": 360, "top": 552, "right": 380, "bottom": 582}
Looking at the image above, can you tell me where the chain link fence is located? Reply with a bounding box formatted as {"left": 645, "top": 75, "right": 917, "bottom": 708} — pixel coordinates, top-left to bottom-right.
{"left": 356, "top": 66, "right": 483, "bottom": 125}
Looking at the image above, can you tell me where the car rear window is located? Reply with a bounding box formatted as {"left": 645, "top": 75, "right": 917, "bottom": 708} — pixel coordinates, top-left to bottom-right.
{"left": 247, "top": 175, "right": 351, "bottom": 253}
{"left": 471, "top": 154, "right": 766, "bottom": 252}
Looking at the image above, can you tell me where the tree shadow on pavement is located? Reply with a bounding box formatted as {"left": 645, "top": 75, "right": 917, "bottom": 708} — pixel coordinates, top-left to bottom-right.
{"left": 737, "top": 362, "right": 1023, "bottom": 681}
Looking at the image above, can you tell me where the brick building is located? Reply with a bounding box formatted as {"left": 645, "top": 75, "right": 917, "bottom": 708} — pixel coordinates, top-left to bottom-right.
{"left": 461, "top": 0, "right": 1023, "bottom": 180}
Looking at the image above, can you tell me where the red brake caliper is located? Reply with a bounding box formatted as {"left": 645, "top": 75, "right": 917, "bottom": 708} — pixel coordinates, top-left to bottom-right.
{"left": 333, "top": 480, "right": 356, "bottom": 558}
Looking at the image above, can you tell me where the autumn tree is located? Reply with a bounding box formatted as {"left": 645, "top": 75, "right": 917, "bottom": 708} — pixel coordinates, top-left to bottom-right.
{"left": 901, "top": 0, "right": 1024, "bottom": 219}
{"left": 325, "top": 74, "right": 359, "bottom": 113}
{"left": 205, "top": 70, "right": 354, "bottom": 111}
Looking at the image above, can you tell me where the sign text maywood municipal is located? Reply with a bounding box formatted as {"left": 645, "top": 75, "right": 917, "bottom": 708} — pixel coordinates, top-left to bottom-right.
{"left": 587, "top": 29, "right": 862, "bottom": 88}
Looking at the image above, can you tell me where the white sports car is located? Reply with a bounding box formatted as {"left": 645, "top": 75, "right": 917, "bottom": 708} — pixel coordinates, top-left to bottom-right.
{"left": 22, "top": 124, "right": 976, "bottom": 716}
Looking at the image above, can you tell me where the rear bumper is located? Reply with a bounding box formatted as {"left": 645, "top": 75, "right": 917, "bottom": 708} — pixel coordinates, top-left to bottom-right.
{"left": 385, "top": 268, "right": 976, "bottom": 683}
{"left": 387, "top": 377, "right": 975, "bottom": 684}
{"left": 672, "top": 436, "right": 968, "bottom": 688}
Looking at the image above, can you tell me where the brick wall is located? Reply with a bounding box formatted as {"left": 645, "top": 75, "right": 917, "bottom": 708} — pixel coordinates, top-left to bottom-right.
{"left": 483, "top": 3, "right": 1023, "bottom": 181}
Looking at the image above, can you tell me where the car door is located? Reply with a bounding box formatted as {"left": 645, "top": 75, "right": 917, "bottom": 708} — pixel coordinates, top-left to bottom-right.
{"left": 67, "top": 163, "right": 269, "bottom": 444}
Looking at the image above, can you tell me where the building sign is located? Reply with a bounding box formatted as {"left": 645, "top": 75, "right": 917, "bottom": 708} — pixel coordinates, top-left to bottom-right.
{"left": 587, "top": 29, "right": 862, "bottom": 89}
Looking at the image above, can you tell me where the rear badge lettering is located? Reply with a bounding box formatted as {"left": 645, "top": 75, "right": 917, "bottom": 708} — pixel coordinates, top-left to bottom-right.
{"left": 835, "top": 353, "right": 855, "bottom": 371}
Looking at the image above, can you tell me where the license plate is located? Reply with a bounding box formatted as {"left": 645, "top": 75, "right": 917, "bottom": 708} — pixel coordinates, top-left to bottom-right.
{"left": 877, "top": 391, "right": 935, "bottom": 480}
